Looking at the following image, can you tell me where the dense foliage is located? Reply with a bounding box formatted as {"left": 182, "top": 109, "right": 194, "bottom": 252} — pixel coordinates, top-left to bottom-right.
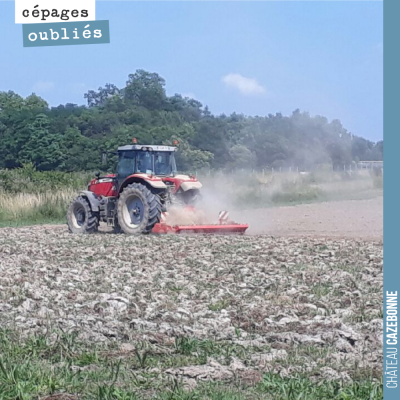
{"left": 0, "top": 70, "right": 383, "bottom": 172}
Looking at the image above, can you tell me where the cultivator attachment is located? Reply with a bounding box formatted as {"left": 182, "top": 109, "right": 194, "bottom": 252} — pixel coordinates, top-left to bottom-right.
{"left": 152, "top": 222, "right": 249, "bottom": 234}
{"left": 152, "top": 208, "right": 248, "bottom": 235}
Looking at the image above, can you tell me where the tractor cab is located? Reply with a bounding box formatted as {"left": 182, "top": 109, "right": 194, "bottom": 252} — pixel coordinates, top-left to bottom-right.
{"left": 90, "top": 145, "right": 179, "bottom": 198}
{"left": 117, "top": 145, "right": 177, "bottom": 178}
{"left": 91, "top": 141, "right": 203, "bottom": 204}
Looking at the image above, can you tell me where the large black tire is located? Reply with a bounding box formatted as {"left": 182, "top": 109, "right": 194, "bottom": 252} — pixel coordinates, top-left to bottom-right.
{"left": 67, "top": 196, "right": 99, "bottom": 234}
{"left": 117, "top": 183, "right": 162, "bottom": 234}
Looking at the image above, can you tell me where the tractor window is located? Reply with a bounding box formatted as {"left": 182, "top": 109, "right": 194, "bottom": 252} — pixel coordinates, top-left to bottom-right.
{"left": 136, "top": 151, "right": 154, "bottom": 174}
{"left": 154, "top": 152, "right": 177, "bottom": 176}
{"left": 118, "top": 151, "right": 136, "bottom": 177}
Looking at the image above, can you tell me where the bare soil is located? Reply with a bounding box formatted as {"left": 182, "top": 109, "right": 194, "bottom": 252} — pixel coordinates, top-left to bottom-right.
{"left": 237, "top": 196, "right": 383, "bottom": 239}
{"left": 0, "top": 196, "right": 383, "bottom": 391}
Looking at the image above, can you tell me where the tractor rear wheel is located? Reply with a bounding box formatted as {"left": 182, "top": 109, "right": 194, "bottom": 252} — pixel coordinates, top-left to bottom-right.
{"left": 67, "top": 196, "right": 99, "bottom": 234}
{"left": 117, "top": 183, "right": 162, "bottom": 234}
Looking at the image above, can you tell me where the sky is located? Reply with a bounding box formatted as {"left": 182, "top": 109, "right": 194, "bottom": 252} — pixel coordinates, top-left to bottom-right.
{"left": 0, "top": 1, "right": 383, "bottom": 141}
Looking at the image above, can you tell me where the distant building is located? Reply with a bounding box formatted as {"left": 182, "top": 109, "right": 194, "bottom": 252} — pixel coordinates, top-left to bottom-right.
{"left": 357, "top": 161, "right": 383, "bottom": 169}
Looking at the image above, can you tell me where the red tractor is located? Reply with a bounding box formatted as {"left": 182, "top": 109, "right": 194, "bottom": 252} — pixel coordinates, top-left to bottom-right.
{"left": 67, "top": 143, "right": 248, "bottom": 235}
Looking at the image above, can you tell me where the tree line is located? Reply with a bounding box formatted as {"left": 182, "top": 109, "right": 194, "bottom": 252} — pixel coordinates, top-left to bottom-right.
{"left": 0, "top": 69, "right": 383, "bottom": 173}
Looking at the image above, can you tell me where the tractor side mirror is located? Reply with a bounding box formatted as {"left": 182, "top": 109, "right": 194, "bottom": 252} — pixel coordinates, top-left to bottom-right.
{"left": 95, "top": 172, "right": 101, "bottom": 179}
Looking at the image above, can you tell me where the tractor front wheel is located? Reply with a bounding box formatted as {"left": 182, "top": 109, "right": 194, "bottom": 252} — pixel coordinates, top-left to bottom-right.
{"left": 67, "top": 196, "right": 99, "bottom": 234}
{"left": 117, "top": 183, "right": 162, "bottom": 234}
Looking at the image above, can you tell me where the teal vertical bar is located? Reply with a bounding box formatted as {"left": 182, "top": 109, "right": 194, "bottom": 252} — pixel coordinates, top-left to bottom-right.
{"left": 384, "top": 0, "right": 399, "bottom": 398}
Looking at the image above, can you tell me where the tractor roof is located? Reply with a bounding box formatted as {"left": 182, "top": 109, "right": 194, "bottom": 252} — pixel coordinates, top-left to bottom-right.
{"left": 118, "top": 145, "right": 176, "bottom": 152}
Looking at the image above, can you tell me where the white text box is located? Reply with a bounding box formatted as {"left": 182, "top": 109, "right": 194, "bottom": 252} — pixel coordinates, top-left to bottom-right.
{"left": 15, "top": 0, "right": 96, "bottom": 24}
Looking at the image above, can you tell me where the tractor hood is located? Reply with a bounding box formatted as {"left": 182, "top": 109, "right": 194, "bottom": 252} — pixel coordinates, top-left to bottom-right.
{"left": 133, "top": 173, "right": 168, "bottom": 189}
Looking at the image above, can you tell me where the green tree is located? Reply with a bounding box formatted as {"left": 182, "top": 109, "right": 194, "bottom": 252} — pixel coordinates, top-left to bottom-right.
{"left": 173, "top": 138, "right": 214, "bottom": 171}
{"left": 24, "top": 94, "right": 49, "bottom": 110}
{"left": 20, "top": 114, "right": 66, "bottom": 170}
{"left": 84, "top": 83, "right": 120, "bottom": 108}
{"left": 0, "top": 72, "right": 382, "bottom": 173}
{"left": 0, "top": 91, "right": 25, "bottom": 111}
{"left": 124, "top": 70, "right": 167, "bottom": 110}
{"left": 228, "top": 144, "right": 256, "bottom": 169}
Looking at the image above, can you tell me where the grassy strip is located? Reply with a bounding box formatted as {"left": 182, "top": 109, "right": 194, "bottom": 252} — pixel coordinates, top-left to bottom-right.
{"left": 0, "top": 330, "right": 382, "bottom": 400}
{"left": 0, "top": 190, "right": 73, "bottom": 224}
{"left": 0, "top": 218, "right": 65, "bottom": 228}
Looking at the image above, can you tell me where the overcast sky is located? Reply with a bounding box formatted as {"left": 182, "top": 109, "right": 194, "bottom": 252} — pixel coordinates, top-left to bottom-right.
{"left": 0, "top": 1, "right": 383, "bottom": 141}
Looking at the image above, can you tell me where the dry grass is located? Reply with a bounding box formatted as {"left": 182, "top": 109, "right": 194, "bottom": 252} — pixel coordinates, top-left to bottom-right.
{"left": 0, "top": 190, "right": 75, "bottom": 224}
